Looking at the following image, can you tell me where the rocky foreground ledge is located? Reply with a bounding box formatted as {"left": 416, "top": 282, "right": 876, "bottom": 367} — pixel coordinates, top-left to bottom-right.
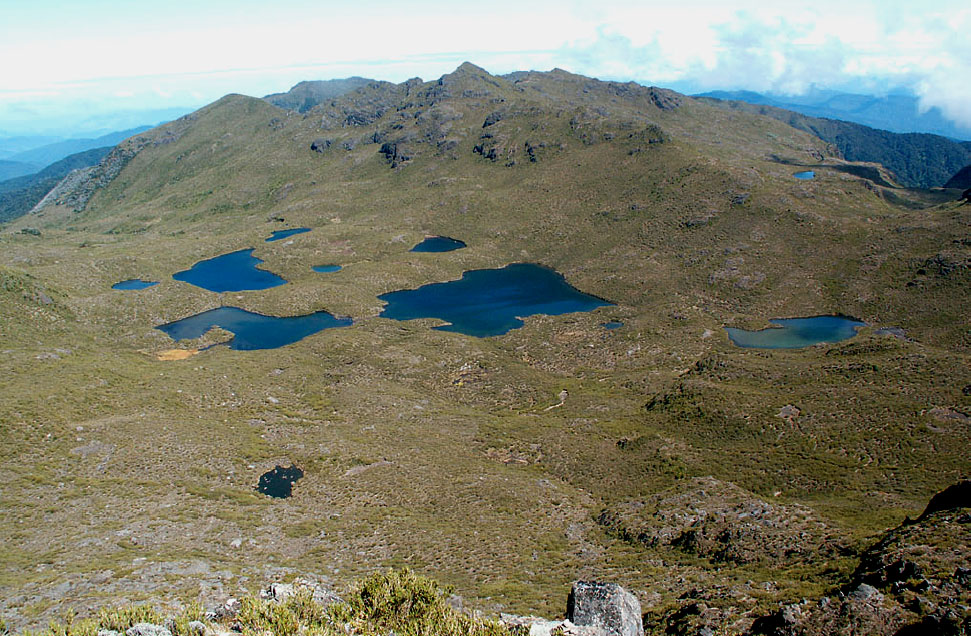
{"left": 8, "top": 482, "right": 969, "bottom": 636}
{"left": 22, "top": 572, "right": 640, "bottom": 636}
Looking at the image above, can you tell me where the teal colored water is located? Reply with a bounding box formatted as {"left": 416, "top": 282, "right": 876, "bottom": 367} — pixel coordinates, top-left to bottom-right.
{"left": 156, "top": 306, "right": 351, "bottom": 350}
{"left": 378, "top": 263, "right": 612, "bottom": 337}
{"left": 266, "top": 227, "right": 311, "bottom": 242}
{"left": 112, "top": 279, "right": 158, "bottom": 290}
{"left": 312, "top": 265, "right": 342, "bottom": 273}
{"left": 725, "top": 315, "right": 864, "bottom": 349}
{"left": 173, "top": 249, "right": 287, "bottom": 292}
{"left": 410, "top": 236, "right": 467, "bottom": 252}
{"left": 794, "top": 171, "right": 815, "bottom": 180}
{"left": 257, "top": 465, "right": 303, "bottom": 498}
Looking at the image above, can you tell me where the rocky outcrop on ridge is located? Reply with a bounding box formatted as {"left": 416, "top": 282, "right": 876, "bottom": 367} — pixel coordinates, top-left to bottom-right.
{"left": 747, "top": 480, "right": 971, "bottom": 636}
{"left": 263, "top": 77, "right": 372, "bottom": 112}
{"left": 597, "top": 477, "right": 844, "bottom": 566}
{"left": 303, "top": 62, "right": 677, "bottom": 170}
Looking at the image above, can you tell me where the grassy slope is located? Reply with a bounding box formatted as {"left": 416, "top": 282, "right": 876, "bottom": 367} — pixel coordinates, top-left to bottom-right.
{"left": 0, "top": 67, "right": 968, "bottom": 630}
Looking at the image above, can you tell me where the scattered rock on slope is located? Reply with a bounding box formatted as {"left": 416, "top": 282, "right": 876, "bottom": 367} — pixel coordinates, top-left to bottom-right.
{"left": 748, "top": 479, "right": 971, "bottom": 636}
{"left": 597, "top": 477, "right": 843, "bottom": 566}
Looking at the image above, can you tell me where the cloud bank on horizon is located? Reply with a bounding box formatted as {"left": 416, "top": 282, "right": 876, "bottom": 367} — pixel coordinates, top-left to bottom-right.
{"left": 1, "top": 0, "right": 968, "bottom": 135}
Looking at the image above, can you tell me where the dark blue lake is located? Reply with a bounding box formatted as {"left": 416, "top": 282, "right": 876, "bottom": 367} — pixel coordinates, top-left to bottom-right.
{"left": 156, "top": 306, "right": 352, "bottom": 350}
{"left": 312, "top": 265, "right": 342, "bottom": 273}
{"left": 257, "top": 465, "right": 303, "bottom": 498}
{"left": 793, "top": 171, "right": 815, "bottom": 180}
{"left": 173, "top": 249, "right": 287, "bottom": 292}
{"left": 378, "top": 263, "right": 613, "bottom": 337}
{"left": 266, "top": 227, "right": 311, "bottom": 242}
{"left": 410, "top": 236, "right": 467, "bottom": 252}
{"left": 112, "top": 279, "right": 159, "bottom": 290}
{"left": 725, "top": 315, "right": 864, "bottom": 349}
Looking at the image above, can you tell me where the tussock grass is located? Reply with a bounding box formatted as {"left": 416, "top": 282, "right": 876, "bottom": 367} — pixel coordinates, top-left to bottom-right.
{"left": 29, "top": 571, "right": 505, "bottom": 636}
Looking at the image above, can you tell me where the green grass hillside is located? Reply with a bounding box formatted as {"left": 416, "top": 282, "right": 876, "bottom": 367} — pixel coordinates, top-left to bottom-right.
{"left": 1, "top": 64, "right": 967, "bottom": 633}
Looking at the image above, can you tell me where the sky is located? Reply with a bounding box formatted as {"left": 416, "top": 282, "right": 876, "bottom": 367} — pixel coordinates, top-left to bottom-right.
{"left": 1, "top": 0, "right": 969, "bottom": 136}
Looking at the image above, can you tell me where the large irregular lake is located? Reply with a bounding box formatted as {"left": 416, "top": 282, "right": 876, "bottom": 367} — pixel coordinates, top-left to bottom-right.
{"left": 378, "top": 263, "right": 612, "bottom": 337}
{"left": 156, "top": 306, "right": 352, "bottom": 350}
{"left": 266, "top": 228, "right": 311, "bottom": 242}
{"left": 725, "top": 315, "right": 865, "bottom": 349}
{"left": 112, "top": 279, "right": 159, "bottom": 290}
{"left": 410, "top": 236, "right": 467, "bottom": 252}
{"left": 172, "top": 249, "right": 287, "bottom": 292}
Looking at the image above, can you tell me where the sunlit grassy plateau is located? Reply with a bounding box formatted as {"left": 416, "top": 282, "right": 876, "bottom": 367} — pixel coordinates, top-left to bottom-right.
{"left": 0, "top": 64, "right": 967, "bottom": 631}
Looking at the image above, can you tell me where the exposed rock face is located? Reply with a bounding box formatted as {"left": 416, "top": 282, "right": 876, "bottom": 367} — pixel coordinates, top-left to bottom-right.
{"left": 567, "top": 581, "right": 643, "bottom": 636}
{"left": 598, "top": 477, "right": 841, "bottom": 566}
{"left": 31, "top": 115, "right": 196, "bottom": 214}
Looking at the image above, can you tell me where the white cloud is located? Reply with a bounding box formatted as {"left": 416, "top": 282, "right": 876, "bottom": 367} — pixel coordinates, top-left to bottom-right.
{"left": 1, "top": 0, "right": 970, "bottom": 133}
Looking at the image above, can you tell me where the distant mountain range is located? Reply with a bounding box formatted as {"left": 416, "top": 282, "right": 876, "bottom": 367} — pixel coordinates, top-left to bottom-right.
{"left": 696, "top": 89, "right": 971, "bottom": 141}
{"left": 4, "top": 126, "right": 151, "bottom": 168}
{"left": 0, "top": 159, "right": 42, "bottom": 181}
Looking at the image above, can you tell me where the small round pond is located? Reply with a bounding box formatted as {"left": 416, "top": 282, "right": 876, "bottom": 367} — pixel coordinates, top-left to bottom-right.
{"left": 156, "top": 306, "right": 352, "bottom": 350}
{"left": 266, "top": 227, "right": 311, "bottom": 242}
{"left": 173, "top": 249, "right": 287, "bottom": 292}
{"left": 725, "top": 315, "right": 864, "bottom": 349}
{"left": 112, "top": 279, "right": 159, "bottom": 290}
{"left": 257, "top": 464, "right": 303, "bottom": 498}
{"left": 378, "top": 263, "right": 612, "bottom": 337}
{"left": 410, "top": 236, "right": 467, "bottom": 252}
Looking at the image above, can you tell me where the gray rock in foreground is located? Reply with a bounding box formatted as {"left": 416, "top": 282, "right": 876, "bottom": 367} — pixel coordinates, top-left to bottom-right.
{"left": 125, "top": 624, "right": 172, "bottom": 636}
{"left": 568, "top": 581, "right": 642, "bottom": 636}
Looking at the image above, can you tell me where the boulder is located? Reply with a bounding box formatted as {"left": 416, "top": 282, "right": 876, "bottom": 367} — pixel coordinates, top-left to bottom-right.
{"left": 125, "top": 624, "right": 172, "bottom": 636}
{"left": 310, "top": 138, "right": 332, "bottom": 153}
{"left": 567, "top": 581, "right": 642, "bottom": 636}
{"left": 185, "top": 622, "right": 207, "bottom": 636}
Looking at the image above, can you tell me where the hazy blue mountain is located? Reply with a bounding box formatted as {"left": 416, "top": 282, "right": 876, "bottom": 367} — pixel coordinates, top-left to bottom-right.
{"left": 6, "top": 126, "right": 152, "bottom": 167}
{"left": 697, "top": 89, "right": 971, "bottom": 141}
{"left": 0, "top": 159, "right": 41, "bottom": 181}
{"left": 0, "top": 134, "right": 64, "bottom": 159}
